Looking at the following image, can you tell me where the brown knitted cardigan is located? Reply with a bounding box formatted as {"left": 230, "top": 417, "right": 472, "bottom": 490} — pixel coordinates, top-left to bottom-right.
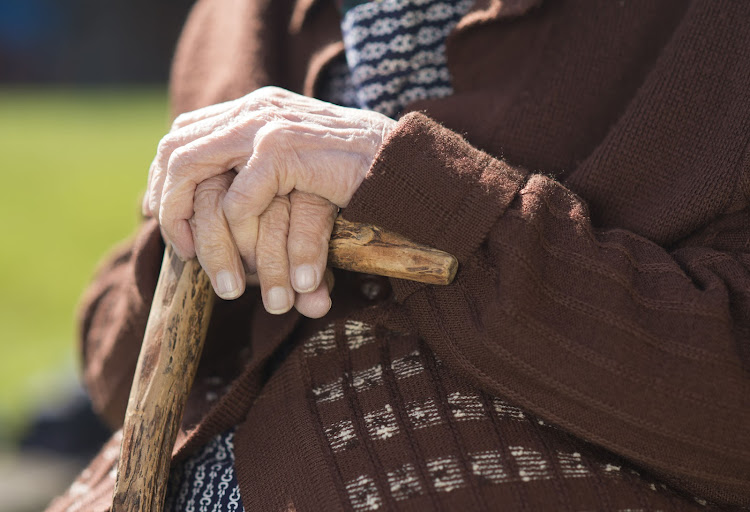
{"left": 48, "top": 0, "right": 750, "bottom": 510}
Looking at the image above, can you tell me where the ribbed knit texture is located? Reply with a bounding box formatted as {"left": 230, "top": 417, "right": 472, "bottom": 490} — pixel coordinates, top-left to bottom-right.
{"left": 47, "top": 0, "right": 750, "bottom": 510}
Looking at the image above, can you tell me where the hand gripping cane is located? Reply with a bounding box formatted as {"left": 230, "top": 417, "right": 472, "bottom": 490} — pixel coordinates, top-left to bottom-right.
{"left": 111, "top": 216, "right": 457, "bottom": 511}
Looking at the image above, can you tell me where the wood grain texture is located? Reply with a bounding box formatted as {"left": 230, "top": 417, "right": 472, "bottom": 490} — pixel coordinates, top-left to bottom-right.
{"left": 112, "top": 248, "right": 214, "bottom": 512}
{"left": 329, "top": 217, "right": 458, "bottom": 285}
{"left": 113, "top": 217, "right": 457, "bottom": 512}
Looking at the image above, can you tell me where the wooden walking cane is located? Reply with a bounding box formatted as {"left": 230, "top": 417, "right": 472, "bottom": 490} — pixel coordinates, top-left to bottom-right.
{"left": 112, "top": 216, "right": 458, "bottom": 511}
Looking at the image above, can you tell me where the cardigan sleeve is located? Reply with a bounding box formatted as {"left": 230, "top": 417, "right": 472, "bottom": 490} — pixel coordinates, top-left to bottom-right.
{"left": 77, "top": 219, "right": 163, "bottom": 429}
{"left": 78, "top": 218, "right": 261, "bottom": 430}
{"left": 342, "top": 111, "right": 750, "bottom": 507}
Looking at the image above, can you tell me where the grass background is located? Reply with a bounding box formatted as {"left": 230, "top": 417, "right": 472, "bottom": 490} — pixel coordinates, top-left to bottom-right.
{"left": 0, "top": 88, "right": 169, "bottom": 443}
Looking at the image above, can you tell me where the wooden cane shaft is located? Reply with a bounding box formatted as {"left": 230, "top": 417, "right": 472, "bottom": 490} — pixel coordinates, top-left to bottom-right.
{"left": 113, "top": 217, "right": 457, "bottom": 511}
{"left": 112, "top": 250, "right": 213, "bottom": 511}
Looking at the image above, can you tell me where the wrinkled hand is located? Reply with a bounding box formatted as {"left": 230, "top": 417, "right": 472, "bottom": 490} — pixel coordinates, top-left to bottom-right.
{"left": 187, "top": 171, "right": 338, "bottom": 318}
{"left": 142, "top": 87, "right": 396, "bottom": 317}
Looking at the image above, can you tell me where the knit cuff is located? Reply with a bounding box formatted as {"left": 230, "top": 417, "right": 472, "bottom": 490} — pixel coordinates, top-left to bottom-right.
{"left": 342, "top": 111, "right": 528, "bottom": 298}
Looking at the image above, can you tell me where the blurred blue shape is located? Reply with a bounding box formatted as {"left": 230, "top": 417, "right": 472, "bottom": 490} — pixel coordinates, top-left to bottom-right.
{"left": 0, "top": 0, "right": 68, "bottom": 49}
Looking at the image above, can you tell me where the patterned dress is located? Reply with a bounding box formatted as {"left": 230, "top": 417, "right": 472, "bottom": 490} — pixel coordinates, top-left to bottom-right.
{"left": 322, "top": 0, "right": 474, "bottom": 116}
{"left": 164, "top": 429, "right": 243, "bottom": 511}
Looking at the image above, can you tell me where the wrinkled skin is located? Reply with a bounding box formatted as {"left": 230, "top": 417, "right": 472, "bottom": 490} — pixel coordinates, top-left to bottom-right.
{"left": 143, "top": 87, "right": 397, "bottom": 318}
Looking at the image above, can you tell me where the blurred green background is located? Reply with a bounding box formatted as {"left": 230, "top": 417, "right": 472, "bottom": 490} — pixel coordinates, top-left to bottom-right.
{"left": 0, "top": 88, "right": 169, "bottom": 442}
{"left": 0, "top": 2, "right": 194, "bottom": 508}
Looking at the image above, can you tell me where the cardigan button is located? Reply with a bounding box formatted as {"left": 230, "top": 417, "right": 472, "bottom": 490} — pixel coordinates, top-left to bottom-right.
{"left": 357, "top": 274, "right": 391, "bottom": 302}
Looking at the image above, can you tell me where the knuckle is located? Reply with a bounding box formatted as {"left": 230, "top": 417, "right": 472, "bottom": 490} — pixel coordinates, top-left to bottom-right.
{"left": 171, "top": 112, "right": 191, "bottom": 130}
{"left": 269, "top": 194, "right": 292, "bottom": 211}
{"left": 196, "top": 174, "right": 230, "bottom": 196}
{"left": 229, "top": 103, "right": 252, "bottom": 123}
{"left": 159, "top": 191, "right": 188, "bottom": 228}
{"left": 290, "top": 220, "right": 326, "bottom": 242}
{"left": 236, "top": 97, "right": 268, "bottom": 119}
{"left": 291, "top": 214, "right": 335, "bottom": 242}
{"left": 223, "top": 121, "right": 253, "bottom": 144}
{"left": 254, "top": 128, "right": 293, "bottom": 186}
{"left": 261, "top": 197, "right": 291, "bottom": 227}
{"left": 223, "top": 188, "right": 252, "bottom": 221}
{"left": 289, "top": 227, "right": 329, "bottom": 255}
{"left": 195, "top": 237, "right": 234, "bottom": 267}
{"left": 255, "top": 250, "right": 288, "bottom": 276}
{"left": 225, "top": 102, "right": 254, "bottom": 123}
{"left": 291, "top": 191, "right": 324, "bottom": 210}
{"left": 256, "top": 85, "right": 286, "bottom": 99}
{"left": 241, "top": 88, "right": 282, "bottom": 116}
{"left": 194, "top": 187, "right": 220, "bottom": 211}
{"left": 287, "top": 234, "right": 324, "bottom": 261}
{"left": 158, "top": 193, "right": 177, "bottom": 220}
{"left": 156, "top": 133, "right": 180, "bottom": 159}
{"left": 255, "top": 121, "right": 284, "bottom": 145}
{"left": 260, "top": 215, "right": 290, "bottom": 244}
{"left": 167, "top": 146, "right": 194, "bottom": 176}
{"left": 299, "top": 196, "right": 339, "bottom": 221}
{"left": 311, "top": 213, "right": 336, "bottom": 235}
{"left": 158, "top": 210, "right": 174, "bottom": 233}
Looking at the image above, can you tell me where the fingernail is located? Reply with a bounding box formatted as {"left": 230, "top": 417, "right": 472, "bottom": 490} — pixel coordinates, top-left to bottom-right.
{"left": 294, "top": 264, "right": 317, "bottom": 292}
{"left": 266, "top": 286, "right": 291, "bottom": 313}
{"left": 216, "top": 270, "right": 240, "bottom": 299}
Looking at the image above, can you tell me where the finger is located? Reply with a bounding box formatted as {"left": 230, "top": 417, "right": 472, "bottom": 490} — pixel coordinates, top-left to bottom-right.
{"left": 170, "top": 99, "right": 238, "bottom": 131}
{"left": 142, "top": 159, "right": 157, "bottom": 216}
{"left": 222, "top": 153, "right": 272, "bottom": 273}
{"left": 151, "top": 90, "right": 300, "bottom": 217}
{"left": 294, "top": 268, "right": 334, "bottom": 318}
{"left": 287, "top": 191, "right": 337, "bottom": 293}
{"left": 221, "top": 125, "right": 310, "bottom": 254}
{"left": 224, "top": 124, "right": 370, "bottom": 230}
{"left": 149, "top": 109, "right": 254, "bottom": 217}
{"left": 256, "top": 196, "right": 295, "bottom": 314}
{"left": 158, "top": 126, "right": 259, "bottom": 258}
{"left": 222, "top": 125, "right": 304, "bottom": 271}
{"left": 146, "top": 99, "right": 240, "bottom": 216}
{"left": 146, "top": 107, "right": 230, "bottom": 217}
{"left": 189, "top": 172, "right": 245, "bottom": 300}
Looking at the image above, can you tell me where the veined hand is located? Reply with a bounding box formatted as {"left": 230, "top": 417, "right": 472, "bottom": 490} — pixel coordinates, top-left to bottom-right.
{"left": 143, "top": 87, "right": 397, "bottom": 317}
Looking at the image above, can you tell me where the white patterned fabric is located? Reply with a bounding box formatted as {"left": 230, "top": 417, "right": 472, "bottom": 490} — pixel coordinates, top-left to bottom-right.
{"left": 322, "top": 0, "right": 474, "bottom": 116}
{"left": 164, "top": 428, "right": 244, "bottom": 512}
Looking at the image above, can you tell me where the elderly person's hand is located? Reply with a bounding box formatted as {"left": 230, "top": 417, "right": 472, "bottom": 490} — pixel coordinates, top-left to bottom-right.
{"left": 142, "top": 87, "right": 396, "bottom": 317}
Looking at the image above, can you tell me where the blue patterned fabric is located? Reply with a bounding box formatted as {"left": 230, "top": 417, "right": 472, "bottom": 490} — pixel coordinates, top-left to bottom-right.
{"left": 164, "top": 429, "right": 244, "bottom": 512}
{"left": 323, "top": 0, "right": 473, "bottom": 116}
